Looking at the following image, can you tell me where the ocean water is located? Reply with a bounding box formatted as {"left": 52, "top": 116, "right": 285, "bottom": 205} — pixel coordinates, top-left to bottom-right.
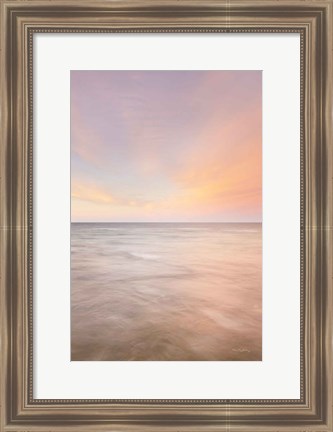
{"left": 71, "top": 223, "right": 262, "bottom": 361}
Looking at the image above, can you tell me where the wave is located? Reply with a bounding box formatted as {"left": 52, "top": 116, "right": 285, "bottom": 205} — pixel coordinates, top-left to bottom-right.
{"left": 128, "top": 252, "right": 160, "bottom": 260}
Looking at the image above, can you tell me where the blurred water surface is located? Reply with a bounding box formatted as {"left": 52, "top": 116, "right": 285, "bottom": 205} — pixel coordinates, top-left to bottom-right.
{"left": 71, "top": 223, "right": 262, "bottom": 361}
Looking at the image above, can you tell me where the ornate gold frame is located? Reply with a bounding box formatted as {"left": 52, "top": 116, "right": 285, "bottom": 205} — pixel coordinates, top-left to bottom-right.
{"left": 1, "top": 1, "right": 332, "bottom": 431}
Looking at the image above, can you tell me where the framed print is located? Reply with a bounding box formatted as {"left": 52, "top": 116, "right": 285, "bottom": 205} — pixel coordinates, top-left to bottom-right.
{"left": 1, "top": 0, "right": 332, "bottom": 431}
{"left": 70, "top": 69, "right": 263, "bottom": 362}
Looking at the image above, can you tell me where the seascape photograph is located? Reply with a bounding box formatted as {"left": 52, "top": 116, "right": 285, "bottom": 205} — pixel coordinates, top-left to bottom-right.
{"left": 71, "top": 70, "right": 262, "bottom": 361}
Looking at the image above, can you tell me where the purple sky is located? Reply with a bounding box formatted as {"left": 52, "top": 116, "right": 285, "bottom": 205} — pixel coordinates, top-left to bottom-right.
{"left": 71, "top": 70, "right": 262, "bottom": 222}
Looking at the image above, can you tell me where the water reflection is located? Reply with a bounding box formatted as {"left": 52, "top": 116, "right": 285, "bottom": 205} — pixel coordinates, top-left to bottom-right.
{"left": 71, "top": 223, "right": 262, "bottom": 361}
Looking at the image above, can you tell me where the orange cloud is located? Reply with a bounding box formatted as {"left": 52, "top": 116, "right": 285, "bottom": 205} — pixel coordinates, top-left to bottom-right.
{"left": 72, "top": 182, "right": 116, "bottom": 205}
{"left": 164, "top": 103, "right": 261, "bottom": 215}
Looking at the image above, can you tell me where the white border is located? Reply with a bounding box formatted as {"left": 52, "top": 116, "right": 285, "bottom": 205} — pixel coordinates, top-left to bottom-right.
{"left": 34, "top": 33, "right": 300, "bottom": 399}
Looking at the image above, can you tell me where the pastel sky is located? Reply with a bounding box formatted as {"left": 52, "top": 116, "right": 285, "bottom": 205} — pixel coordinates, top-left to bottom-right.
{"left": 71, "top": 71, "right": 262, "bottom": 222}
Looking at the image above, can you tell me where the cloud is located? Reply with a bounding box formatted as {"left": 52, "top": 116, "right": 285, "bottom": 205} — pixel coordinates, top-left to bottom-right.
{"left": 72, "top": 181, "right": 116, "bottom": 205}
{"left": 72, "top": 180, "right": 152, "bottom": 208}
{"left": 71, "top": 71, "right": 262, "bottom": 222}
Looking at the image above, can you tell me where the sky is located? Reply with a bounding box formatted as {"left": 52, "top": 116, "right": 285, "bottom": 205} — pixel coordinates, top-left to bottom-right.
{"left": 71, "top": 70, "right": 262, "bottom": 223}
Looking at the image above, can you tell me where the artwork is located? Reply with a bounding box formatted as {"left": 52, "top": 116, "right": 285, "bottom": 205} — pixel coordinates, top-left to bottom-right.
{"left": 71, "top": 70, "right": 262, "bottom": 361}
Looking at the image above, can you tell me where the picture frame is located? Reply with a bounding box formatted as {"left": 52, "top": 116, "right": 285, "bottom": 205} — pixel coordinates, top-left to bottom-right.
{"left": 1, "top": 0, "right": 332, "bottom": 430}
